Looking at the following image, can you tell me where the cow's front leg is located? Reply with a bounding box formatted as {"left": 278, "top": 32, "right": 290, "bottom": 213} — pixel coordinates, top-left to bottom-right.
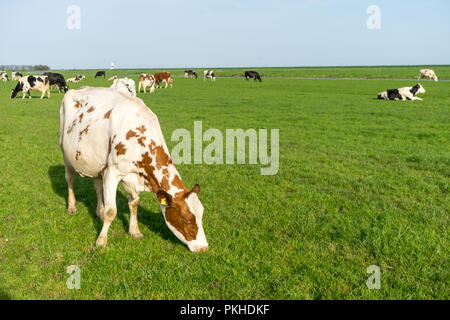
{"left": 96, "top": 168, "right": 120, "bottom": 247}
{"left": 94, "top": 178, "right": 104, "bottom": 220}
{"left": 412, "top": 97, "right": 423, "bottom": 101}
{"left": 65, "top": 165, "right": 77, "bottom": 214}
{"left": 128, "top": 196, "right": 143, "bottom": 239}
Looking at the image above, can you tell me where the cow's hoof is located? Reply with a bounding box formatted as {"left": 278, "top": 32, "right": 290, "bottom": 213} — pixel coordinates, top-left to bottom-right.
{"left": 68, "top": 207, "right": 77, "bottom": 214}
{"left": 95, "top": 236, "right": 107, "bottom": 247}
{"left": 130, "top": 231, "right": 144, "bottom": 239}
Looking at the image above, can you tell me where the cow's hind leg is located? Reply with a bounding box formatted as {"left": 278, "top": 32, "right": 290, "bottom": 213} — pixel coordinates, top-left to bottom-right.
{"left": 95, "top": 168, "right": 120, "bottom": 247}
{"left": 94, "top": 178, "right": 104, "bottom": 220}
{"left": 65, "top": 165, "right": 77, "bottom": 214}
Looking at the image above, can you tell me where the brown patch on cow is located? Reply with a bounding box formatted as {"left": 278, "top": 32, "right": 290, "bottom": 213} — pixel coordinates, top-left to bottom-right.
{"left": 115, "top": 142, "right": 127, "bottom": 156}
{"left": 78, "top": 112, "right": 84, "bottom": 123}
{"left": 108, "top": 138, "right": 112, "bottom": 154}
{"left": 78, "top": 125, "right": 90, "bottom": 141}
{"left": 137, "top": 136, "right": 146, "bottom": 147}
{"left": 154, "top": 145, "right": 173, "bottom": 169}
{"left": 87, "top": 106, "right": 95, "bottom": 113}
{"left": 126, "top": 130, "right": 138, "bottom": 140}
{"left": 162, "top": 168, "right": 169, "bottom": 176}
{"left": 161, "top": 176, "right": 170, "bottom": 191}
{"left": 135, "top": 152, "right": 159, "bottom": 192}
{"left": 171, "top": 175, "right": 187, "bottom": 191}
{"left": 75, "top": 151, "right": 81, "bottom": 161}
{"left": 136, "top": 125, "right": 147, "bottom": 134}
{"left": 67, "top": 118, "right": 78, "bottom": 134}
{"left": 164, "top": 196, "right": 198, "bottom": 241}
{"left": 104, "top": 109, "right": 112, "bottom": 119}
{"left": 74, "top": 102, "right": 81, "bottom": 109}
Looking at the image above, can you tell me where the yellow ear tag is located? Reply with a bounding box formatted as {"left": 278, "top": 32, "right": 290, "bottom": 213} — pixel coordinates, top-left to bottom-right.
{"left": 160, "top": 198, "right": 168, "bottom": 206}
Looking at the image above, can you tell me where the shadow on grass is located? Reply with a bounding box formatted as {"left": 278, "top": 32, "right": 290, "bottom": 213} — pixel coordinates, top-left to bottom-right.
{"left": 47, "top": 165, "right": 180, "bottom": 246}
{"left": 0, "top": 288, "right": 11, "bottom": 300}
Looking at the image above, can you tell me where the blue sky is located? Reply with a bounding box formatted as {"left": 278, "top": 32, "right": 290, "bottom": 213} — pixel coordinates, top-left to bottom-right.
{"left": 0, "top": 0, "right": 449, "bottom": 69}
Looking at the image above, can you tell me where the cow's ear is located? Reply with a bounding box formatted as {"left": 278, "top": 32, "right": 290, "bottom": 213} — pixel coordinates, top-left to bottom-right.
{"left": 156, "top": 190, "right": 173, "bottom": 207}
{"left": 191, "top": 184, "right": 200, "bottom": 194}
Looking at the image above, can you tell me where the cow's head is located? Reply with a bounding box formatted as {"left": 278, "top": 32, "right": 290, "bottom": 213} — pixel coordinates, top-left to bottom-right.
{"left": 156, "top": 185, "right": 208, "bottom": 252}
{"left": 416, "top": 83, "right": 426, "bottom": 94}
{"left": 10, "top": 81, "right": 23, "bottom": 99}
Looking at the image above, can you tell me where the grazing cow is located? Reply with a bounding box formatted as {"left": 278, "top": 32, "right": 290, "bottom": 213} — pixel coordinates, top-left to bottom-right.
{"left": 12, "top": 72, "right": 23, "bottom": 81}
{"left": 0, "top": 73, "right": 9, "bottom": 82}
{"left": 138, "top": 73, "right": 156, "bottom": 93}
{"left": 59, "top": 87, "right": 208, "bottom": 252}
{"left": 418, "top": 69, "right": 438, "bottom": 82}
{"left": 11, "top": 75, "right": 50, "bottom": 99}
{"left": 110, "top": 77, "right": 136, "bottom": 97}
{"left": 245, "top": 71, "right": 262, "bottom": 82}
{"left": 154, "top": 72, "right": 173, "bottom": 88}
{"left": 43, "top": 72, "right": 68, "bottom": 93}
{"left": 95, "top": 71, "right": 106, "bottom": 78}
{"left": 184, "top": 70, "right": 198, "bottom": 79}
{"left": 203, "top": 70, "right": 216, "bottom": 82}
{"left": 108, "top": 76, "right": 118, "bottom": 81}
{"left": 377, "top": 83, "right": 426, "bottom": 101}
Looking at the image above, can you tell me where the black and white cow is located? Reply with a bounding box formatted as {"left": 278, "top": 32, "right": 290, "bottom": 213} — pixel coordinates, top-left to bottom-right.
{"left": 377, "top": 83, "right": 426, "bottom": 101}
{"left": 12, "top": 72, "right": 23, "bottom": 81}
{"left": 95, "top": 71, "right": 106, "bottom": 78}
{"left": 11, "top": 75, "right": 50, "bottom": 99}
{"left": 184, "top": 70, "right": 198, "bottom": 79}
{"left": 0, "top": 72, "right": 9, "bottom": 82}
{"left": 244, "top": 70, "right": 262, "bottom": 82}
{"left": 43, "top": 72, "right": 68, "bottom": 93}
{"left": 203, "top": 70, "right": 216, "bottom": 82}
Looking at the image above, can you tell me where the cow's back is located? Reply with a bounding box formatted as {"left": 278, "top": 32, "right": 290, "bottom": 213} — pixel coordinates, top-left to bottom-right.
{"left": 60, "top": 87, "right": 162, "bottom": 178}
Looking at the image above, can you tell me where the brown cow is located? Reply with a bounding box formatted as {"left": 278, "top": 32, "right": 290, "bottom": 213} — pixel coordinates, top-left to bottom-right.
{"left": 154, "top": 72, "right": 173, "bottom": 89}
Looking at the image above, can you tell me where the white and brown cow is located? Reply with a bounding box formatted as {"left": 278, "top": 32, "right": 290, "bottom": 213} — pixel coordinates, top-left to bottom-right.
{"left": 11, "top": 75, "right": 50, "bottom": 99}
{"left": 110, "top": 77, "right": 136, "bottom": 97}
{"left": 59, "top": 87, "right": 208, "bottom": 252}
{"left": 138, "top": 74, "right": 156, "bottom": 93}
{"left": 418, "top": 69, "right": 438, "bottom": 82}
{"left": 154, "top": 72, "right": 173, "bottom": 89}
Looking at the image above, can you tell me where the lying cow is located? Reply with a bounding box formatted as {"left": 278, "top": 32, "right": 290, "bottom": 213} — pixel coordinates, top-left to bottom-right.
{"left": 184, "top": 70, "right": 197, "bottom": 79}
{"left": 12, "top": 72, "right": 23, "bottom": 81}
{"left": 418, "top": 69, "right": 438, "bottom": 82}
{"left": 67, "top": 75, "right": 85, "bottom": 83}
{"left": 11, "top": 75, "right": 50, "bottom": 99}
{"left": 377, "top": 83, "right": 426, "bottom": 101}
{"left": 154, "top": 72, "right": 173, "bottom": 88}
{"left": 203, "top": 70, "right": 216, "bottom": 82}
{"left": 95, "top": 71, "right": 106, "bottom": 78}
{"left": 59, "top": 87, "right": 208, "bottom": 252}
{"left": 108, "top": 76, "right": 118, "bottom": 81}
{"left": 110, "top": 77, "right": 136, "bottom": 97}
{"left": 138, "top": 74, "right": 156, "bottom": 93}
{"left": 43, "top": 72, "right": 68, "bottom": 93}
{"left": 245, "top": 70, "right": 262, "bottom": 82}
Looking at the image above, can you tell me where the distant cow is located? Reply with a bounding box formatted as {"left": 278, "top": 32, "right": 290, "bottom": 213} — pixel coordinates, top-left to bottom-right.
{"left": 43, "top": 72, "right": 68, "bottom": 93}
{"left": 154, "top": 72, "right": 173, "bottom": 88}
{"left": 184, "top": 70, "right": 198, "bottom": 79}
{"left": 95, "top": 71, "right": 106, "bottom": 78}
{"left": 377, "top": 83, "right": 426, "bottom": 101}
{"left": 418, "top": 69, "right": 438, "bottom": 82}
{"left": 67, "top": 75, "right": 85, "bottom": 83}
{"left": 59, "top": 86, "right": 208, "bottom": 252}
{"left": 110, "top": 77, "right": 136, "bottom": 97}
{"left": 0, "top": 71, "right": 9, "bottom": 82}
{"left": 203, "top": 70, "right": 216, "bottom": 82}
{"left": 12, "top": 72, "right": 23, "bottom": 81}
{"left": 245, "top": 71, "right": 262, "bottom": 82}
{"left": 11, "top": 75, "right": 50, "bottom": 99}
{"left": 108, "top": 76, "right": 118, "bottom": 81}
{"left": 138, "top": 74, "right": 156, "bottom": 93}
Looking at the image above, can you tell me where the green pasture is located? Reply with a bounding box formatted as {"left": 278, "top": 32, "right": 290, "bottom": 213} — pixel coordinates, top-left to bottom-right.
{"left": 0, "top": 66, "right": 448, "bottom": 299}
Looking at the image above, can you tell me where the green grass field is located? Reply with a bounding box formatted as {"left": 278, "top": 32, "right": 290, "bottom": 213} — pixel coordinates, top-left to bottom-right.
{"left": 0, "top": 66, "right": 449, "bottom": 299}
